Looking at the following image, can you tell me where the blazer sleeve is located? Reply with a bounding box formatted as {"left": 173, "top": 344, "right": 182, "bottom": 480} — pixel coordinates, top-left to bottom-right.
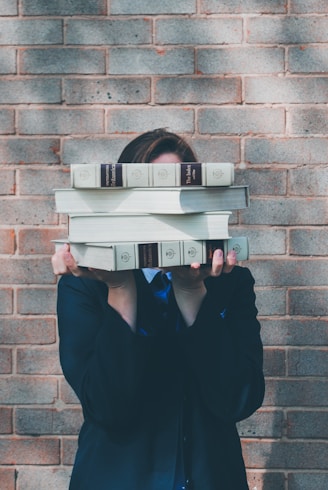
{"left": 57, "top": 274, "right": 152, "bottom": 431}
{"left": 180, "top": 266, "right": 265, "bottom": 422}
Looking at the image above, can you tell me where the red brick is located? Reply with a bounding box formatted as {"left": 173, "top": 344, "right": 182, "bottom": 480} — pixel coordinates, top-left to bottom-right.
{"left": 0, "top": 229, "right": 15, "bottom": 253}
{"left": 0, "top": 407, "right": 13, "bottom": 434}
{"left": 0, "top": 438, "right": 60, "bottom": 464}
{"left": 18, "top": 227, "right": 67, "bottom": 254}
{"left": 0, "top": 468, "right": 15, "bottom": 490}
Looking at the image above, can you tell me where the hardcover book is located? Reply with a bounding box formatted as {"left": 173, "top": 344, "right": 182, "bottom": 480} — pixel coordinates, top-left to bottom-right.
{"left": 54, "top": 186, "right": 249, "bottom": 214}
{"left": 70, "top": 162, "right": 234, "bottom": 188}
{"left": 53, "top": 237, "right": 249, "bottom": 271}
{"left": 67, "top": 211, "right": 231, "bottom": 243}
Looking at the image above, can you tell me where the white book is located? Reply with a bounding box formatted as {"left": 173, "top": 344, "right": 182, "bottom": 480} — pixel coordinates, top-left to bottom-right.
{"left": 54, "top": 186, "right": 249, "bottom": 214}
{"left": 67, "top": 211, "right": 231, "bottom": 243}
{"left": 53, "top": 237, "right": 249, "bottom": 271}
{"left": 70, "top": 162, "right": 234, "bottom": 188}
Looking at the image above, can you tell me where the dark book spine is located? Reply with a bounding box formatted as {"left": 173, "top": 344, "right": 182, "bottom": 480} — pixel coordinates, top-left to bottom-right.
{"left": 180, "top": 163, "right": 202, "bottom": 186}
{"left": 205, "top": 240, "right": 225, "bottom": 264}
{"left": 138, "top": 243, "right": 159, "bottom": 268}
{"left": 100, "top": 163, "right": 123, "bottom": 187}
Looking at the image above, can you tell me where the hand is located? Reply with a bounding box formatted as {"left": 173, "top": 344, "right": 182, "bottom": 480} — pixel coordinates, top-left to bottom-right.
{"left": 166, "top": 248, "right": 237, "bottom": 326}
{"left": 169, "top": 248, "right": 237, "bottom": 289}
{"left": 51, "top": 244, "right": 134, "bottom": 287}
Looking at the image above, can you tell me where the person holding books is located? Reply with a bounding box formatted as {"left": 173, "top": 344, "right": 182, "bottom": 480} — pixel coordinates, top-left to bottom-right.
{"left": 52, "top": 129, "right": 265, "bottom": 490}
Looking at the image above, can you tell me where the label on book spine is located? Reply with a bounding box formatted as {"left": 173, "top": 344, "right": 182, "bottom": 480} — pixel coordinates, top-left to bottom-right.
{"left": 205, "top": 240, "right": 225, "bottom": 264}
{"left": 180, "top": 163, "right": 202, "bottom": 186}
{"left": 100, "top": 163, "right": 123, "bottom": 187}
{"left": 138, "top": 243, "right": 159, "bottom": 268}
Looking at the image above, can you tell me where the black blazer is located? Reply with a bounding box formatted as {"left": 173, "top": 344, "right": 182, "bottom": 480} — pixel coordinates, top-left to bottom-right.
{"left": 57, "top": 266, "right": 264, "bottom": 490}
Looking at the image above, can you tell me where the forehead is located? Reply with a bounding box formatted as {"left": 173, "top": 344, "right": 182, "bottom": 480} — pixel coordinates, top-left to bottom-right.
{"left": 151, "top": 152, "right": 182, "bottom": 163}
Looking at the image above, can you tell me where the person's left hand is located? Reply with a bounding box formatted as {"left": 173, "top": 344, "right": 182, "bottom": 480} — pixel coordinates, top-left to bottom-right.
{"left": 168, "top": 248, "right": 237, "bottom": 289}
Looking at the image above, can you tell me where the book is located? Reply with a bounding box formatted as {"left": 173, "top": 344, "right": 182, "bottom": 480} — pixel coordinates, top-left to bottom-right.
{"left": 53, "top": 237, "right": 249, "bottom": 271}
{"left": 67, "top": 211, "right": 231, "bottom": 243}
{"left": 54, "top": 186, "right": 249, "bottom": 214}
{"left": 70, "top": 162, "right": 234, "bottom": 188}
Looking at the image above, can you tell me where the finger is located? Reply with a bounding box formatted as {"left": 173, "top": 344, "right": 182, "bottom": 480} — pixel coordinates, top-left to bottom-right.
{"left": 211, "top": 249, "right": 225, "bottom": 276}
{"left": 223, "top": 249, "right": 237, "bottom": 274}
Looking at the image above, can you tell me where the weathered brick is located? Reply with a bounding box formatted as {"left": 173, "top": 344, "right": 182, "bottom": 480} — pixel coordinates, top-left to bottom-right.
{"left": 288, "top": 349, "right": 328, "bottom": 377}
{"left": 155, "top": 77, "right": 241, "bottom": 104}
{"left": 289, "top": 228, "right": 328, "bottom": 256}
{"left": 16, "top": 467, "right": 72, "bottom": 490}
{"left": 0, "top": 109, "right": 14, "bottom": 134}
{"left": 231, "top": 227, "right": 286, "bottom": 255}
{"left": 289, "top": 46, "right": 328, "bottom": 73}
{"left": 60, "top": 378, "right": 80, "bottom": 405}
{"left": 0, "top": 347, "right": 12, "bottom": 374}
{"left": 264, "top": 348, "right": 286, "bottom": 376}
{"left": 245, "top": 76, "right": 328, "bottom": 103}
{"left": 108, "top": 108, "right": 194, "bottom": 134}
{"left": 197, "top": 47, "right": 284, "bottom": 74}
{"left": 190, "top": 137, "right": 240, "bottom": 163}
{"left": 246, "top": 137, "right": 328, "bottom": 164}
{"left": 0, "top": 259, "right": 55, "bottom": 285}
{"left": 0, "top": 318, "right": 56, "bottom": 345}
{"left": 67, "top": 19, "right": 151, "bottom": 45}
{"left": 238, "top": 409, "right": 284, "bottom": 438}
{"left": 110, "top": 0, "right": 196, "bottom": 14}
{"left": 255, "top": 288, "right": 287, "bottom": 316}
{"left": 0, "top": 229, "right": 15, "bottom": 254}
{"left": 18, "top": 228, "right": 67, "bottom": 254}
{"left": 0, "top": 407, "right": 13, "bottom": 434}
{"left": 289, "top": 289, "right": 328, "bottom": 316}
{"left": 109, "top": 47, "right": 194, "bottom": 75}
{"left": 201, "top": 0, "right": 286, "bottom": 13}
{"left": 0, "top": 79, "right": 61, "bottom": 104}
{"left": 0, "top": 0, "right": 17, "bottom": 15}
{"left": 0, "top": 138, "right": 60, "bottom": 164}
{"left": 246, "top": 471, "right": 286, "bottom": 490}
{"left": 289, "top": 107, "right": 328, "bottom": 134}
{"left": 0, "top": 19, "right": 62, "bottom": 45}
{"left": 290, "top": 0, "right": 328, "bottom": 13}
{"left": 247, "top": 16, "right": 328, "bottom": 44}
{"left": 63, "top": 137, "right": 131, "bottom": 164}
{"left": 64, "top": 78, "right": 151, "bottom": 105}
{"left": 241, "top": 198, "right": 328, "bottom": 225}
{"left": 18, "top": 109, "right": 104, "bottom": 135}
{"left": 0, "top": 469, "right": 15, "bottom": 490}
{"left": 0, "top": 438, "right": 60, "bottom": 464}
{"left": 287, "top": 410, "right": 328, "bottom": 438}
{"left": 288, "top": 472, "right": 328, "bottom": 489}
{"left": 198, "top": 107, "right": 285, "bottom": 135}
{"left": 17, "top": 287, "right": 57, "bottom": 314}
{"left": 156, "top": 18, "right": 242, "bottom": 44}
{"left": 0, "top": 288, "right": 13, "bottom": 314}
{"left": 62, "top": 437, "right": 78, "bottom": 465}
{"left": 289, "top": 166, "right": 328, "bottom": 196}
{"left": 243, "top": 440, "right": 328, "bottom": 469}
{"left": 1, "top": 198, "right": 57, "bottom": 225}
{"left": 0, "top": 376, "right": 57, "bottom": 404}
{"left": 18, "top": 168, "right": 70, "bottom": 195}
{"left": 0, "top": 49, "right": 15, "bottom": 74}
{"left": 17, "top": 348, "right": 61, "bottom": 375}
{"left": 263, "top": 379, "right": 328, "bottom": 407}
{"left": 235, "top": 168, "right": 287, "bottom": 195}
{"left": 261, "top": 319, "right": 328, "bottom": 346}
{"left": 16, "top": 407, "right": 83, "bottom": 435}
{"left": 0, "top": 169, "right": 15, "bottom": 194}
{"left": 22, "top": 0, "right": 107, "bottom": 16}
{"left": 249, "top": 259, "right": 328, "bottom": 287}
{"left": 21, "top": 48, "right": 106, "bottom": 75}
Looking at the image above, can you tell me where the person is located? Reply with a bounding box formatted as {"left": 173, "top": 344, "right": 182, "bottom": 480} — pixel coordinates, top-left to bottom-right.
{"left": 52, "top": 129, "right": 265, "bottom": 490}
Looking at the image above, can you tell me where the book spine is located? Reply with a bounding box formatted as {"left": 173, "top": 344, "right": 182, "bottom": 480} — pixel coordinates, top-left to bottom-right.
{"left": 70, "top": 162, "right": 234, "bottom": 188}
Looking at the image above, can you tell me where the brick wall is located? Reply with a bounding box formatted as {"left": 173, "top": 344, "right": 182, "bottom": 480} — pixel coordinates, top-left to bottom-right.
{"left": 1, "top": 1, "right": 327, "bottom": 489}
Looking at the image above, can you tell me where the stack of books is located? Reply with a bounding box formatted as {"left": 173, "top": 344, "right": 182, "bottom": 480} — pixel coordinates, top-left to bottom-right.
{"left": 54, "top": 162, "right": 250, "bottom": 271}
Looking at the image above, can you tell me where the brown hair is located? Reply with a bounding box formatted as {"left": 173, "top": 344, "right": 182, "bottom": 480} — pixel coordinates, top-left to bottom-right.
{"left": 117, "top": 129, "right": 197, "bottom": 163}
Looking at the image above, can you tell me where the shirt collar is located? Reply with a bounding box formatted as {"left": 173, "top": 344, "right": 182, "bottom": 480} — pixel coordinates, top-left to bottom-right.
{"left": 142, "top": 268, "right": 171, "bottom": 283}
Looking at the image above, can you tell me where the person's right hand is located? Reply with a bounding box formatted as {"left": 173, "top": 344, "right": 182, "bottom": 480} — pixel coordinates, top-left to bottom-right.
{"left": 51, "top": 244, "right": 134, "bottom": 287}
